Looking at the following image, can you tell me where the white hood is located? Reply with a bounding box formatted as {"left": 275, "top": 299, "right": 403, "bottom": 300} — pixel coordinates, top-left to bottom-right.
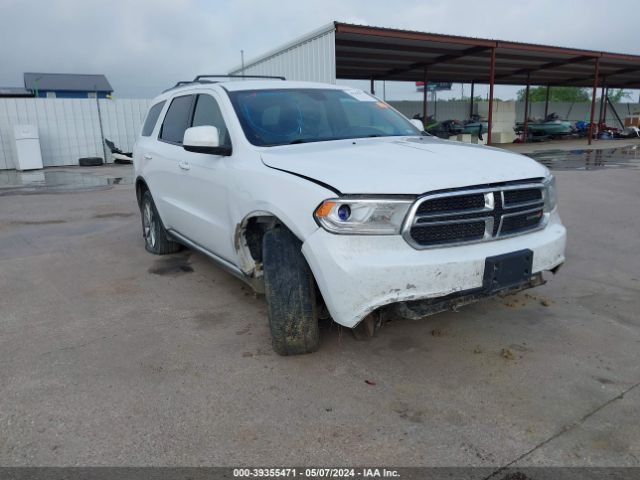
{"left": 260, "top": 137, "right": 549, "bottom": 194}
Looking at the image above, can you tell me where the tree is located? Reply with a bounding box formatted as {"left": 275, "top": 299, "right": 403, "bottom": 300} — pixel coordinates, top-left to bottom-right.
{"left": 446, "top": 95, "right": 483, "bottom": 102}
{"left": 517, "top": 86, "right": 590, "bottom": 102}
{"left": 607, "top": 89, "right": 631, "bottom": 102}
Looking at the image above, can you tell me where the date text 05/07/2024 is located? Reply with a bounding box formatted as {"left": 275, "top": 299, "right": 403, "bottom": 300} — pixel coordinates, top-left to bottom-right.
{"left": 233, "top": 468, "right": 401, "bottom": 478}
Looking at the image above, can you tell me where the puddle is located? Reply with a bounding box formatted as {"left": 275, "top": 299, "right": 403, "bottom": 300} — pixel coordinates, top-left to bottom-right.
{"left": 93, "top": 212, "right": 134, "bottom": 219}
{"left": 527, "top": 144, "right": 640, "bottom": 171}
{"left": 2, "top": 146, "right": 636, "bottom": 196}
{"left": 0, "top": 169, "right": 133, "bottom": 195}
{"left": 148, "top": 254, "right": 194, "bottom": 277}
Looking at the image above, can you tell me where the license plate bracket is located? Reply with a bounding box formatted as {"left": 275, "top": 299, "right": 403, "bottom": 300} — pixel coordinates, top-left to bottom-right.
{"left": 483, "top": 249, "right": 534, "bottom": 293}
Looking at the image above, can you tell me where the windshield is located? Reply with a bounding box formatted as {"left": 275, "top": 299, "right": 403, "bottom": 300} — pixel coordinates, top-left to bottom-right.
{"left": 227, "top": 88, "right": 421, "bottom": 147}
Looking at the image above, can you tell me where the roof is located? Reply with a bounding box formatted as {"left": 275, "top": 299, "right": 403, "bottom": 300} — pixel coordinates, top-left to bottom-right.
{"left": 158, "top": 80, "right": 345, "bottom": 100}
{"left": 24, "top": 73, "right": 113, "bottom": 92}
{"left": 221, "top": 80, "right": 344, "bottom": 91}
{"left": 333, "top": 23, "right": 640, "bottom": 88}
{"left": 0, "top": 87, "right": 34, "bottom": 97}
{"left": 232, "top": 22, "right": 640, "bottom": 89}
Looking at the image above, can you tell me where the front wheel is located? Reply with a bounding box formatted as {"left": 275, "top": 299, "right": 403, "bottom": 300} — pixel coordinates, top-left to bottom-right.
{"left": 140, "top": 190, "right": 182, "bottom": 255}
{"left": 262, "top": 226, "right": 320, "bottom": 355}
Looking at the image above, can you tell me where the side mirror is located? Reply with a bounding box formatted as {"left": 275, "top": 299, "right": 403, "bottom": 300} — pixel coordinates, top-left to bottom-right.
{"left": 183, "top": 126, "right": 231, "bottom": 156}
{"left": 410, "top": 119, "right": 425, "bottom": 131}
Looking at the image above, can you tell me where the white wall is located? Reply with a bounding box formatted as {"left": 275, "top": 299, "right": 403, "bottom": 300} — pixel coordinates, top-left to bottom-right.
{"left": 389, "top": 100, "right": 640, "bottom": 125}
{"left": 230, "top": 27, "right": 336, "bottom": 84}
{"left": 390, "top": 100, "right": 471, "bottom": 122}
{"left": 0, "top": 98, "right": 151, "bottom": 170}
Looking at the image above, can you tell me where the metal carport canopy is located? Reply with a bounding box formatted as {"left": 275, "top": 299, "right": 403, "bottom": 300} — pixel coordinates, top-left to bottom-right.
{"left": 334, "top": 22, "right": 640, "bottom": 88}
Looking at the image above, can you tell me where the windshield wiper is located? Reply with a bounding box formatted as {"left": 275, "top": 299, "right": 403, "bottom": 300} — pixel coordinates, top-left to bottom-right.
{"left": 287, "top": 138, "right": 311, "bottom": 145}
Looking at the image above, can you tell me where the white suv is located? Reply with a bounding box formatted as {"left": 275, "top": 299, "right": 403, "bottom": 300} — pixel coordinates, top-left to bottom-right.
{"left": 134, "top": 75, "right": 566, "bottom": 355}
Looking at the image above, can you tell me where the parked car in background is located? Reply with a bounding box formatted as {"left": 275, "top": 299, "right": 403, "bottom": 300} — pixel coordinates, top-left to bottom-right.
{"left": 134, "top": 76, "right": 566, "bottom": 355}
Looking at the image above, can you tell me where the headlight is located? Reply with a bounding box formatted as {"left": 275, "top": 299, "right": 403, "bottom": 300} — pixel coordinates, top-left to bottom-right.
{"left": 314, "top": 198, "right": 413, "bottom": 234}
{"left": 543, "top": 176, "right": 557, "bottom": 212}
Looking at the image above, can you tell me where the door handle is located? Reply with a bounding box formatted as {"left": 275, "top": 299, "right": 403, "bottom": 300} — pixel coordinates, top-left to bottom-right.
{"left": 143, "top": 154, "right": 153, "bottom": 160}
{"left": 178, "top": 160, "right": 191, "bottom": 171}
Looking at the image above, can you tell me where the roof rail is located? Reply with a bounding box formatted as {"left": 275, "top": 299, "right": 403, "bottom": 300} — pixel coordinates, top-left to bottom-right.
{"left": 162, "top": 74, "right": 286, "bottom": 93}
{"left": 193, "top": 74, "right": 286, "bottom": 81}
{"left": 162, "top": 80, "right": 200, "bottom": 93}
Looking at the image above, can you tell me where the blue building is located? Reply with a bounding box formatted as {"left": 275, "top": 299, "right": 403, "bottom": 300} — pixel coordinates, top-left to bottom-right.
{"left": 24, "top": 72, "right": 113, "bottom": 99}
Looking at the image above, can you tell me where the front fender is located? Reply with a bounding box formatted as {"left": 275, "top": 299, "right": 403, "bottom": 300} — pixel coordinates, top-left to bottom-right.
{"left": 228, "top": 164, "right": 334, "bottom": 244}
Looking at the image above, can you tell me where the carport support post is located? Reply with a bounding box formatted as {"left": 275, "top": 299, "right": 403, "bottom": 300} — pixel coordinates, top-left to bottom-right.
{"left": 523, "top": 73, "right": 531, "bottom": 143}
{"left": 598, "top": 81, "right": 606, "bottom": 124}
{"left": 587, "top": 57, "right": 600, "bottom": 146}
{"left": 422, "top": 67, "right": 428, "bottom": 128}
{"left": 469, "top": 82, "right": 475, "bottom": 117}
{"left": 544, "top": 85, "right": 550, "bottom": 118}
{"left": 487, "top": 47, "right": 496, "bottom": 145}
{"left": 94, "top": 90, "right": 108, "bottom": 164}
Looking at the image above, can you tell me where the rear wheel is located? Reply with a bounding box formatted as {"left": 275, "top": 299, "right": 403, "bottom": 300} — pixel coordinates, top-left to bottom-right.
{"left": 140, "top": 190, "right": 182, "bottom": 255}
{"left": 262, "top": 226, "right": 320, "bottom": 355}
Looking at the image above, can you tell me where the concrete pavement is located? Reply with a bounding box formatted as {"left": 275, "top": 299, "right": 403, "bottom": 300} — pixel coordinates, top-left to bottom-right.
{"left": 0, "top": 162, "right": 638, "bottom": 467}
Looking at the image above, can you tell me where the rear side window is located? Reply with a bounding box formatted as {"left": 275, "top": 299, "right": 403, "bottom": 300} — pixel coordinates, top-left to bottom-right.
{"left": 141, "top": 101, "right": 165, "bottom": 136}
{"left": 159, "top": 95, "right": 194, "bottom": 144}
{"left": 191, "top": 94, "right": 231, "bottom": 146}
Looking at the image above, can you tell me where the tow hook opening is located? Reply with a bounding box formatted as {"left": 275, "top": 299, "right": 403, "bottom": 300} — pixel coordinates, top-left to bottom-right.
{"left": 550, "top": 262, "right": 564, "bottom": 275}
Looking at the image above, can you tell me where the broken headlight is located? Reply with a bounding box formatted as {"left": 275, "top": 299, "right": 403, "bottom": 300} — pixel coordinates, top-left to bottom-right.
{"left": 314, "top": 198, "right": 412, "bottom": 235}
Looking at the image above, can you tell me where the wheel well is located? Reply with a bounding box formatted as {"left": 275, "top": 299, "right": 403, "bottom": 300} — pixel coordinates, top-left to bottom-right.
{"left": 135, "top": 178, "right": 149, "bottom": 207}
{"left": 235, "top": 214, "right": 281, "bottom": 279}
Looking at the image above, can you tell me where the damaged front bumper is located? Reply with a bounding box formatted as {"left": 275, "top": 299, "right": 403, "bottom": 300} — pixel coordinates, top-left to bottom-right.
{"left": 301, "top": 211, "right": 566, "bottom": 328}
{"left": 394, "top": 272, "right": 546, "bottom": 320}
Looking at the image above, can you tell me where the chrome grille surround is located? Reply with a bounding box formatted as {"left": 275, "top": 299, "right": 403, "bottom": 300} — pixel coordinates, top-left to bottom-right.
{"left": 402, "top": 182, "right": 548, "bottom": 249}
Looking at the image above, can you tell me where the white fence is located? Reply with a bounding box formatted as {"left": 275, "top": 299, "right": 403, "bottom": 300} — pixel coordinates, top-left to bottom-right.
{"left": 389, "top": 100, "right": 640, "bottom": 125}
{"left": 1, "top": 97, "right": 639, "bottom": 170}
{"left": 0, "top": 98, "right": 151, "bottom": 170}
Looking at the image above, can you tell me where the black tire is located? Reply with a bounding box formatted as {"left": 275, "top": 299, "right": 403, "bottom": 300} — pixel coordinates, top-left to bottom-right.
{"left": 79, "top": 157, "right": 104, "bottom": 166}
{"left": 262, "top": 226, "right": 320, "bottom": 355}
{"left": 140, "top": 190, "right": 182, "bottom": 255}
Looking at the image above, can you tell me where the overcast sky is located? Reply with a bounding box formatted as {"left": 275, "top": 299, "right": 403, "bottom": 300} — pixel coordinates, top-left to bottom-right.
{"left": 1, "top": 0, "right": 638, "bottom": 101}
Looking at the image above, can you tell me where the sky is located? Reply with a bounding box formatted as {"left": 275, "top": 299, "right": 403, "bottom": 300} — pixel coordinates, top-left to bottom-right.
{"left": 1, "top": 0, "right": 638, "bottom": 101}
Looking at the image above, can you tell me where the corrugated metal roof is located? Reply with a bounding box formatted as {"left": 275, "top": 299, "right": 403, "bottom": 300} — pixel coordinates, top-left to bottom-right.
{"left": 24, "top": 72, "right": 113, "bottom": 92}
{"left": 335, "top": 22, "right": 640, "bottom": 58}
{"left": 228, "top": 21, "right": 640, "bottom": 89}
{"left": 333, "top": 23, "right": 640, "bottom": 88}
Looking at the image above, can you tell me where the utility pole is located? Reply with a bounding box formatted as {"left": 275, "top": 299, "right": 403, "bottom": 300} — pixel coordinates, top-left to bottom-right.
{"left": 241, "top": 50, "right": 245, "bottom": 77}
{"left": 94, "top": 85, "right": 108, "bottom": 164}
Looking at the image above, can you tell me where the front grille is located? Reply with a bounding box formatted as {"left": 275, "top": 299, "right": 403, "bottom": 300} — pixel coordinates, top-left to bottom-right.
{"left": 410, "top": 221, "right": 486, "bottom": 245}
{"left": 405, "top": 181, "right": 547, "bottom": 248}
{"left": 416, "top": 193, "right": 485, "bottom": 215}
{"left": 504, "top": 188, "right": 542, "bottom": 206}
{"left": 501, "top": 209, "right": 544, "bottom": 234}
